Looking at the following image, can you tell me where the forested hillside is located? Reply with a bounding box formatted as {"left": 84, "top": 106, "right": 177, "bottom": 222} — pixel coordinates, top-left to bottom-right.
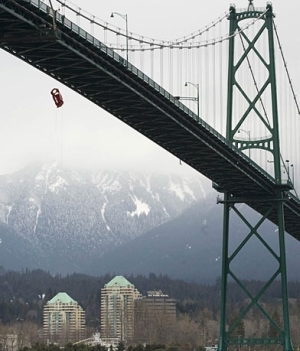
{"left": 1, "top": 269, "right": 300, "bottom": 348}
{"left": 0, "top": 164, "right": 207, "bottom": 275}
{"left": 1, "top": 268, "right": 300, "bottom": 325}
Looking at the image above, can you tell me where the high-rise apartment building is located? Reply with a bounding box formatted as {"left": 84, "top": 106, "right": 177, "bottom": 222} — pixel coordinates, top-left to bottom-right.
{"left": 43, "top": 292, "right": 86, "bottom": 345}
{"left": 100, "top": 276, "right": 141, "bottom": 343}
{"left": 134, "top": 290, "right": 176, "bottom": 343}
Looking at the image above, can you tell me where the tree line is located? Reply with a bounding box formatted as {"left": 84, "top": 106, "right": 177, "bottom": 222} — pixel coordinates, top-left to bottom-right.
{"left": 1, "top": 268, "right": 300, "bottom": 324}
{"left": 1, "top": 268, "right": 300, "bottom": 349}
{"left": 18, "top": 342, "right": 182, "bottom": 351}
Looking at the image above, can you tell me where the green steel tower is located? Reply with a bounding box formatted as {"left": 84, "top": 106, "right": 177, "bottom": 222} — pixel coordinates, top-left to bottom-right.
{"left": 218, "top": 2, "right": 293, "bottom": 351}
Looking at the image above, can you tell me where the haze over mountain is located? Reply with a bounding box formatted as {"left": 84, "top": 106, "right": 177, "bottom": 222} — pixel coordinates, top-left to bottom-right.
{"left": 0, "top": 163, "right": 208, "bottom": 275}
{"left": 0, "top": 163, "right": 299, "bottom": 283}
{"left": 91, "top": 196, "right": 300, "bottom": 283}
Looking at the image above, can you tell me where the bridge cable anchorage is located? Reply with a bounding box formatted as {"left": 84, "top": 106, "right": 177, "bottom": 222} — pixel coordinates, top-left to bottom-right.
{"left": 273, "top": 20, "right": 300, "bottom": 116}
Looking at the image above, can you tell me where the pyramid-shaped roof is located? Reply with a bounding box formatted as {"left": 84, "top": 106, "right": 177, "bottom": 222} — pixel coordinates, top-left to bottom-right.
{"left": 106, "top": 275, "right": 133, "bottom": 287}
{"left": 48, "top": 292, "right": 76, "bottom": 304}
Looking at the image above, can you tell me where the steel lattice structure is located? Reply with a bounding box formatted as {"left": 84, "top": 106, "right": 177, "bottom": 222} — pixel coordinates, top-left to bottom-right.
{"left": 0, "top": 1, "right": 298, "bottom": 349}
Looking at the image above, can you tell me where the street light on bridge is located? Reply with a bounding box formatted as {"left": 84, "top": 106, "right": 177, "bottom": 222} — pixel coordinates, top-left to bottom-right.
{"left": 185, "top": 81, "right": 200, "bottom": 119}
{"left": 290, "top": 164, "right": 295, "bottom": 188}
{"left": 238, "top": 128, "right": 251, "bottom": 157}
{"left": 110, "top": 12, "right": 128, "bottom": 64}
{"left": 174, "top": 82, "right": 200, "bottom": 120}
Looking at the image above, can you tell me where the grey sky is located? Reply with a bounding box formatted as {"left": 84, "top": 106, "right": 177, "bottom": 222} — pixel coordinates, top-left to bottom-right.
{"left": 0, "top": 0, "right": 299, "bottom": 176}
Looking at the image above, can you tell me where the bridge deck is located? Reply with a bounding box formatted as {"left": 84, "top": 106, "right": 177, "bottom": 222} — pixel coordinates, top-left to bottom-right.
{"left": 1, "top": 0, "right": 300, "bottom": 240}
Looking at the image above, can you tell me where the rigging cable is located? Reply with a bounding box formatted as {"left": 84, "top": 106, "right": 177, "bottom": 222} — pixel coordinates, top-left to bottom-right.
{"left": 273, "top": 20, "right": 300, "bottom": 115}
{"left": 273, "top": 19, "right": 300, "bottom": 198}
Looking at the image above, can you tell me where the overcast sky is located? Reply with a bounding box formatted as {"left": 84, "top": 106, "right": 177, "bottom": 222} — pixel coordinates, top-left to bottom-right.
{"left": 0, "top": 0, "right": 299, "bottom": 176}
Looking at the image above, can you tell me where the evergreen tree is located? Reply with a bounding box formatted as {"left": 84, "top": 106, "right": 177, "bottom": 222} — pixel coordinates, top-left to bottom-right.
{"left": 116, "top": 341, "right": 125, "bottom": 351}
{"left": 268, "top": 310, "right": 281, "bottom": 338}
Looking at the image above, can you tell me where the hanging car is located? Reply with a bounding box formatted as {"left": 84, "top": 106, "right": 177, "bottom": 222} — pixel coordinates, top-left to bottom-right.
{"left": 51, "top": 88, "right": 64, "bottom": 108}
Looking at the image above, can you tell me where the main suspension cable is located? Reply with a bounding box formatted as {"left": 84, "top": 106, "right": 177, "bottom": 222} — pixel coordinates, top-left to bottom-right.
{"left": 55, "top": 0, "right": 267, "bottom": 51}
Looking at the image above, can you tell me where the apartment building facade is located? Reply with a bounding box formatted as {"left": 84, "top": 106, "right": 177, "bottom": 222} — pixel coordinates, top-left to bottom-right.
{"left": 134, "top": 290, "right": 176, "bottom": 343}
{"left": 43, "top": 292, "right": 86, "bottom": 345}
{"left": 100, "top": 276, "right": 141, "bottom": 343}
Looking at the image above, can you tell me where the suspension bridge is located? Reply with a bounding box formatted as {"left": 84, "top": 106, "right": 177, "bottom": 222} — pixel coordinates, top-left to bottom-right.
{"left": 0, "top": 0, "right": 299, "bottom": 350}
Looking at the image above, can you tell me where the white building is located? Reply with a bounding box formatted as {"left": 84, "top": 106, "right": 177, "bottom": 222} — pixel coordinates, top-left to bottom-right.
{"left": 101, "top": 276, "right": 141, "bottom": 343}
{"left": 43, "top": 292, "right": 86, "bottom": 345}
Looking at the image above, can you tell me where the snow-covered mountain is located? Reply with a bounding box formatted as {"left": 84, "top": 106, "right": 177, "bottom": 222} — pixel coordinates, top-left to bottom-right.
{"left": 0, "top": 163, "right": 208, "bottom": 274}
{"left": 90, "top": 195, "right": 300, "bottom": 283}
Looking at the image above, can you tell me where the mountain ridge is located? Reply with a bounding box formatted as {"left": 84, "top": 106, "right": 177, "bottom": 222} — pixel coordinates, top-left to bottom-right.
{"left": 1, "top": 163, "right": 299, "bottom": 283}
{"left": 90, "top": 196, "right": 300, "bottom": 283}
{"left": 0, "top": 162, "right": 208, "bottom": 275}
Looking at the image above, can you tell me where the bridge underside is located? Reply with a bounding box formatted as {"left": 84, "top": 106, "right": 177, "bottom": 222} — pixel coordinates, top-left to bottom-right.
{"left": 1, "top": 0, "right": 300, "bottom": 240}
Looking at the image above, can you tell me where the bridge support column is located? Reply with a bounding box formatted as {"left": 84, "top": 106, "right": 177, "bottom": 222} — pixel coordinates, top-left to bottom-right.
{"left": 217, "top": 191, "right": 293, "bottom": 351}
{"left": 218, "top": 192, "right": 230, "bottom": 351}
{"left": 219, "top": 2, "right": 293, "bottom": 350}
{"left": 277, "top": 193, "right": 293, "bottom": 351}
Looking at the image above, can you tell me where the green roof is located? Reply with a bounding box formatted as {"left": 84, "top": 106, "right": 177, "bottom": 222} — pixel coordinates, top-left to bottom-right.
{"left": 106, "top": 275, "right": 133, "bottom": 287}
{"left": 48, "top": 292, "right": 76, "bottom": 304}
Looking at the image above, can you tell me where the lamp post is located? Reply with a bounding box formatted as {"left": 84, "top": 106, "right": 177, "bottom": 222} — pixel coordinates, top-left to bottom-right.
{"left": 238, "top": 128, "right": 251, "bottom": 157}
{"left": 286, "top": 160, "right": 290, "bottom": 177}
{"left": 110, "top": 12, "right": 128, "bottom": 64}
{"left": 185, "top": 81, "right": 200, "bottom": 119}
{"left": 174, "top": 82, "right": 200, "bottom": 120}
{"left": 285, "top": 159, "right": 293, "bottom": 186}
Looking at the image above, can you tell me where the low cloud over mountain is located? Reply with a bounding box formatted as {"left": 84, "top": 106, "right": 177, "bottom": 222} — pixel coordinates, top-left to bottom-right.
{"left": 0, "top": 163, "right": 207, "bottom": 275}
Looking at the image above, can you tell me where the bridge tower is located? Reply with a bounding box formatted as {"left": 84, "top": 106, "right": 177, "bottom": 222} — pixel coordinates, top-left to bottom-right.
{"left": 218, "top": 2, "right": 293, "bottom": 351}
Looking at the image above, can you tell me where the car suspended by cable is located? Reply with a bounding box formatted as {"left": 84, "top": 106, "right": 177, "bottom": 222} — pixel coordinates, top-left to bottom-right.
{"left": 51, "top": 88, "right": 64, "bottom": 108}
